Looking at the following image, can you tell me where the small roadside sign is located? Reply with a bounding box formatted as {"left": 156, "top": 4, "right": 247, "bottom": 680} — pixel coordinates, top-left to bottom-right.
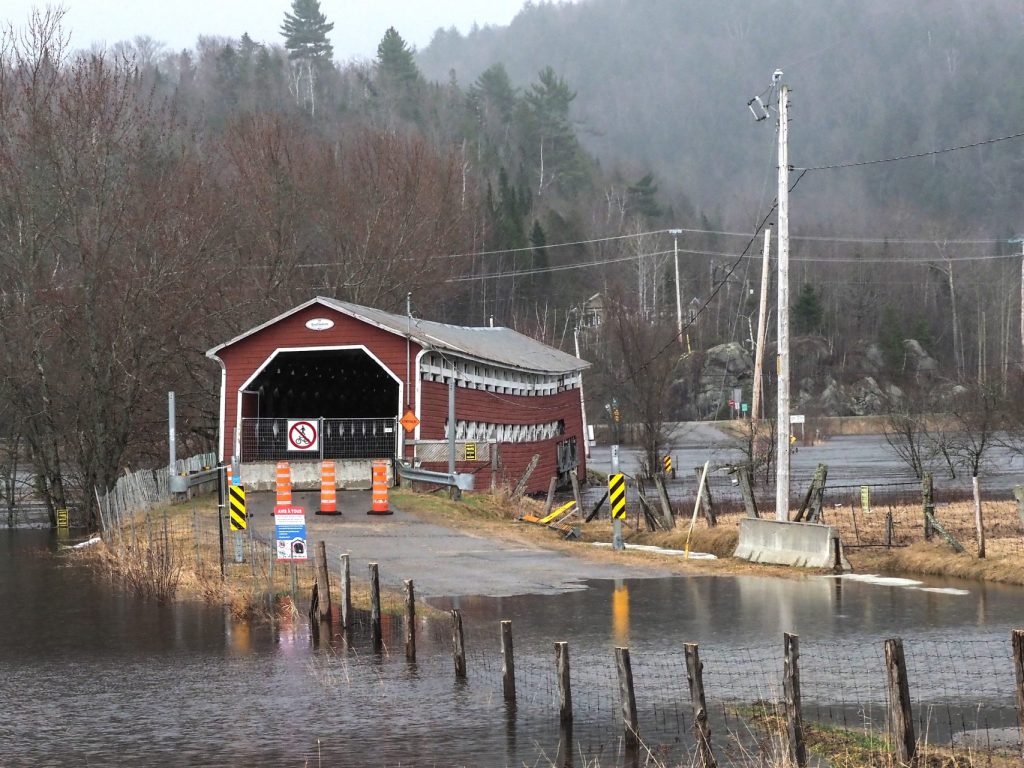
{"left": 229, "top": 485, "right": 246, "bottom": 531}
{"left": 464, "top": 442, "right": 477, "bottom": 461}
{"left": 400, "top": 409, "right": 420, "bottom": 433}
{"left": 56, "top": 508, "right": 69, "bottom": 529}
{"left": 287, "top": 420, "right": 319, "bottom": 452}
{"left": 790, "top": 414, "right": 805, "bottom": 425}
{"left": 275, "top": 505, "right": 308, "bottom": 560}
{"left": 609, "top": 473, "right": 627, "bottom": 520}
{"left": 860, "top": 485, "right": 870, "bottom": 514}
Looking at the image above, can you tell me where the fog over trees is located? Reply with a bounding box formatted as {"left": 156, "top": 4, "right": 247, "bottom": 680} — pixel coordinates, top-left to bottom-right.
{"left": 3, "top": 1, "right": 1024, "bottom": 521}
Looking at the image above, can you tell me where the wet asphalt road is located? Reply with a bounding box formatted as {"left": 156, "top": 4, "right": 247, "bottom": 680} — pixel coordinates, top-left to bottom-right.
{"left": 244, "top": 489, "right": 671, "bottom": 599}
{"left": 589, "top": 423, "right": 1024, "bottom": 494}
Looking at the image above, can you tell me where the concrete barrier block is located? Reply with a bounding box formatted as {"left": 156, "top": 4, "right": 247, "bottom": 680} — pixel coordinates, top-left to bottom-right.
{"left": 734, "top": 518, "right": 851, "bottom": 571}
{"left": 240, "top": 460, "right": 394, "bottom": 491}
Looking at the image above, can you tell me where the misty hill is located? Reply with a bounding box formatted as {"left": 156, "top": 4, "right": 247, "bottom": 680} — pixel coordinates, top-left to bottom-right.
{"left": 420, "top": 0, "right": 1024, "bottom": 235}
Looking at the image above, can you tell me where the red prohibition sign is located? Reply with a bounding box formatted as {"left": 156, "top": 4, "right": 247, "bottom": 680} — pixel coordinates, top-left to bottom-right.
{"left": 288, "top": 420, "right": 318, "bottom": 450}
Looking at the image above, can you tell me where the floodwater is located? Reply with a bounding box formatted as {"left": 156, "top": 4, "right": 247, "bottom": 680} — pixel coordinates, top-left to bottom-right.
{"left": 2, "top": 529, "right": 1022, "bottom": 767}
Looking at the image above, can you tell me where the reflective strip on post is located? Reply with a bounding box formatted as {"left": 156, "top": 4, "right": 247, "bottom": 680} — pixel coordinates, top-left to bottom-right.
{"left": 229, "top": 484, "right": 247, "bottom": 531}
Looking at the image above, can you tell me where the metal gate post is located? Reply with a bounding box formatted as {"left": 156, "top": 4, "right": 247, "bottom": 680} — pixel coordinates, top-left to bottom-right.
{"left": 319, "top": 417, "right": 325, "bottom": 460}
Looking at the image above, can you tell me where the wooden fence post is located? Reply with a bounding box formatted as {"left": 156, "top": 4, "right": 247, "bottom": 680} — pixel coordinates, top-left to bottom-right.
{"left": 783, "top": 633, "right": 807, "bottom": 768}
{"left": 654, "top": 474, "right": 675, "bottom": 529}
{"left": 570, "top": 470, "right": 584, "bottom": 516}
{"left": 685, "top": 643, "right": 717, "bottom": 768}
{"left": 314, "top": 541, "right": 331, "bottom": 620}
{"left": 884, "top": 638, "right": 916, "bottom": 765}
{"left": 556, "top": 641, "right": 572, "bottom": 724}
{"left": 1012, "top": 629, "right": 1024, "bottom": 760}
{"left": 973, "top": 475, "right": 986, "bottom": 558}
{"left": 615, "top": 647, "right": 639, "bottom": 747}
{"left": 451, "top": 609, "right": 466, "bottom": 679}
{"left": 922, "top": 473, "right": 934, "bottom": 540}
{"left": 369, "top": 562, "right": 382, "bottom": 652}
{"left": 501, "top": 620, "right": 516, "bottom": 704}
{"left": 339, "top": 553, "right": 351, "bottom": 629}
{"left": 737, "top": 466, "right": 759, "bottom": 518}
{"left": 404, "top": 579, "right": 416, "bottom": 662}
{"left": 544, "top": 476, "right": 558, "bottom": 514}
{"left": 885, "top": 510, "right": 894, "bottom": 549}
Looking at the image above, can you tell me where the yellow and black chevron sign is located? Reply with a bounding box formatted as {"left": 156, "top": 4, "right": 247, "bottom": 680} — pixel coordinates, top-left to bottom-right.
{"left": 609, "top": 473, "right": 627, "bottom": 520}
{"left": 229, "top": 484, "right": 247, "bottom": 531}
{"left": 663, "top": 455, "right": 673, "bottom": 474}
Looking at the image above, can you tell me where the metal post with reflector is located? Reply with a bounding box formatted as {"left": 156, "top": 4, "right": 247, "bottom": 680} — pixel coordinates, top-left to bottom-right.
{"left": 368, "top": 460, "right": 392, "bottom": 515}
{"left": 317, "top": 460, "right": 339, "bottom": 515}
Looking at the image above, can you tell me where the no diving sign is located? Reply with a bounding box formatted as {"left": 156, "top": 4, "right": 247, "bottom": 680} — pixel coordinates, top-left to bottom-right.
{"left": 287, "top": 420, "right": 319, "bottom": 452}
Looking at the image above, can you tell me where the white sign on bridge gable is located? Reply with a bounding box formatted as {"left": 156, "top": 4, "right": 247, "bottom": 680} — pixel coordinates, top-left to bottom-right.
{"left": 287, "top": 420, "right": 319, "bottom": 452}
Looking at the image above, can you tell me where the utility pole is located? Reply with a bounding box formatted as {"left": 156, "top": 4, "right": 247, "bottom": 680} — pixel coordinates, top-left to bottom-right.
{"left": 775, "top": 76, "right": 791, "bottom": 522}
{"left": 751, "top": 227, "right": 772, "bottom": 422}
{"left": 670, "top": 229, "right": 684, "bottom": 345}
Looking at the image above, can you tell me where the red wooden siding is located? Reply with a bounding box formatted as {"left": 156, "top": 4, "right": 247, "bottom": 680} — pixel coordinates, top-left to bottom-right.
{"left": 214, "top": 303, "right": 422, "bottom": 461}
{"left": 418, "top": 382, "right": 586, "bottom": 493}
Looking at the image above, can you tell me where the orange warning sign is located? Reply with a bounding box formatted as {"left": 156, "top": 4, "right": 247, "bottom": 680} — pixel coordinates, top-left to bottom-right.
{"left": 400, "top": 409, "right": 420, "bottom": 433}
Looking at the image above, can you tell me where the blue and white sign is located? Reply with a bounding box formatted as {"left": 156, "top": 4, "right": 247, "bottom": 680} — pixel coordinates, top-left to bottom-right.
{"left": 275, "top": 506, "right": 308, "bottom": 561}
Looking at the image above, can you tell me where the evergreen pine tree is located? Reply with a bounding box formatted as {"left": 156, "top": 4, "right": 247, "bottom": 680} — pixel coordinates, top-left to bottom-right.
{"left": 280, "top": 0, "right": 334, "bottom": 62}
{"left": 792, "top": 283, "right": 824, "bottom": 335}
{"left": 280, "top": 0, "right": 334, "bottom": 115}
{"left": 376, "top": 27, "right": 420, "bottom": 86}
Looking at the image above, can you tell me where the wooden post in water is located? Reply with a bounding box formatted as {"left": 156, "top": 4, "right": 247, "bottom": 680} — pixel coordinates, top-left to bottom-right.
{"left": 922, "top": 473, "right": 934, "bottom": 540}
{"left": 615, "top": 647, "right": 639, "bottom": 747}
{"left": 685, "top": 643, "right": 717, "bottom": 768}
{"left": 884, "top": 638, "right": 916, "bottom": 765}
{"left": 404, "top": 579, "right": 416, "bottom": 662}
{"left": 369, "top": 562, "right": 382, "bottom": 652}
{"left": 555, "top": 641, "right": 572, "bottom": 724}
{"left": 315, "top": 541, "right": 331, "bottom": 620}
{"left": 501, "top": 620, "right": 516, "bottom": 703}
{"left": 451, "top": 609, "right": 466, "bottom": 679}
{"left": 339, "top": 553, "right": 351, "bottom": 629}
{"left": 1012, "top": 629, "right": 1024, "bottom": 760}
{"left": 783, "top": 633, "right": 807, "bottom": 768}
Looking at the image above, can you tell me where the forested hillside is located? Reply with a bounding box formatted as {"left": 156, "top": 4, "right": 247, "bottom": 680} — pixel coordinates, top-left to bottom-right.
{"left": 3, "top": 1, "right": 1024, "bottom": 521}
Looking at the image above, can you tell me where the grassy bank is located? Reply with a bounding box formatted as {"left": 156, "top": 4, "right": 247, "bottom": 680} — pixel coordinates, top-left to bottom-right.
{"left": 75, "top": 493, "right": 414, "bottom": 619}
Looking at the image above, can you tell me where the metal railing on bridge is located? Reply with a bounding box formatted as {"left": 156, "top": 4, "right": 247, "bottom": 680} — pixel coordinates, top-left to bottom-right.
{"left": 239, "top": 417, "right": 398, "bottom": 462}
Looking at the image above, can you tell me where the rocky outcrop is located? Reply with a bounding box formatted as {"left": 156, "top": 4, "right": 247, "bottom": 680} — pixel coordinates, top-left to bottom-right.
{"left": 671, "top": 336, "right": 945, "bottom": 419}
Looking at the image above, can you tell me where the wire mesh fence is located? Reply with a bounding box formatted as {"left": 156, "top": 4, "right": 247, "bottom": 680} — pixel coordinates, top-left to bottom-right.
{"left": 238, "top": 417, "right": 398, "bottom": 462}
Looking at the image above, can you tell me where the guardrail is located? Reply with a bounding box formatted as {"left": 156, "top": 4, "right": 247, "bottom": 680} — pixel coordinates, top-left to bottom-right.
{"left": 397, "top": 462, "right": 475, "bottom": 492}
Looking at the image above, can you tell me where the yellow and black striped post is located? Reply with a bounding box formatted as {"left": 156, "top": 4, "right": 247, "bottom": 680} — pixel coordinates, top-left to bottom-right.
{"left": 662, "top": 454, "right": 674, "bottom": 478}
{"left": 229, "top": 484, "right": 247, "bottom": 531}
{"left": 609, "top": 473, "right": 627, "bottom": 520}
{"left": 609, "top": 473, "right": 626, "bottom": 550}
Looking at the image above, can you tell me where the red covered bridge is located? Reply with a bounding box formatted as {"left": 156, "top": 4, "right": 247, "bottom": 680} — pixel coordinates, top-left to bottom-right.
{"left": 206, "top": 297, "right": 589, "bottom": 493}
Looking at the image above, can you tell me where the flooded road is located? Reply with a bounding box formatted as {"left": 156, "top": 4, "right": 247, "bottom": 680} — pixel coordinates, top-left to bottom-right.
{"left": 2, "top": 530, "right": 1022, "bottom": 767}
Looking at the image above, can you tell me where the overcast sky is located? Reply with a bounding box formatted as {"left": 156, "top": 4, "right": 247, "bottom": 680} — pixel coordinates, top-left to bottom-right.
{"left": 2, "top": 1, "right": 541, "bottom": 61}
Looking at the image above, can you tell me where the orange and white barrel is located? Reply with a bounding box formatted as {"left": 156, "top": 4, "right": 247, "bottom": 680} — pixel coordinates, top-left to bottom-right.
{"left": 318, "top": 461, "right": 339, "bottom": 515}
{"left": 367, "top": 460, "right": 392, "bottom": 516}
{"left": 275, "top": 461, "right": 292, "bottom": 507}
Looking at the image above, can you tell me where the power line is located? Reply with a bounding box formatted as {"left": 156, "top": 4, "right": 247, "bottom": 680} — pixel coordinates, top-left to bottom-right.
{"left": 796, "top": 129, "right": 1024, "bottom": 171}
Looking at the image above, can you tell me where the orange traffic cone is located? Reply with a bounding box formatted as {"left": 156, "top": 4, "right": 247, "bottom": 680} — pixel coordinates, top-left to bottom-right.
{"left": 317, "top": 461, "right": 340, "bottom": 515}
{"left": 367, "top": 460, "right": 392, "bottom": 515}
